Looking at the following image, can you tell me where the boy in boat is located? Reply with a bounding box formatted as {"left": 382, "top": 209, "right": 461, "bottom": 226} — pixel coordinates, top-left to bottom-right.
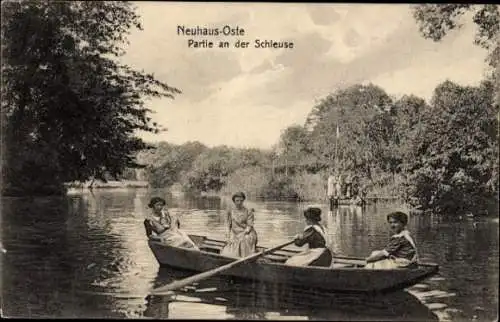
{"left": 365, "top": 211, "right": 418, "bottom": 269}
{"left": 144, "top": 197, "right": 199, "bottom": 250}
{"left": 285, "top": 207, "right": 333, "bottom": 267}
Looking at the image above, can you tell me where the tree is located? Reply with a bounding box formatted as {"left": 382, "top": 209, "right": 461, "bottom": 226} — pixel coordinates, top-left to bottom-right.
{"left": 412, "top": 4, "right": 500, "bottom": 102}
{"left": 184, "top": 146, "right": 234, "bottom": 193}
{"left": 141, "top": 141, "right": 207, "bottom": 188}
{"left": 411, "top": 5, "right": 499, "bottom": 214}
{"left": 180, "top": 145, "right": 273, "bottom": 194}
{"left": 404, "top": 80, "right": 498, "bottom": 215}
{"left": 276, "top": 125, "right": 313, "bottom": 173}
{"left": 392, "top": 95, "right": 430, "bottom": 173}
{"left": 306, "top": 84, "right": 393, "bottom": 180}
{"left": 1, "top": 1, "right": 180, "bottom": 195}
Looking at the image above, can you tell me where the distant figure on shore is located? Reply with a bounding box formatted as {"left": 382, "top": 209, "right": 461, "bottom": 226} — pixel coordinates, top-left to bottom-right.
{"left": 144, "top": 197, "right": 199, "bottom": 249}
{"left": 365, "top": 211, "right": 418, "bottom": 269}
{"left": 336, "top": 175, "right": 343, "bottom": 198}
{"left": 221, "top": 192, "right": 258, "bottom": 258}
{"left": 328, "top": 172, "right": 340, "bottom": 209}
{"left": 327, "top": 173, "right": 337, "bottom": 199}
{"left": 351, "top": 194, "right": 364, "bottom": 206}
{"left": 345, "top": 174, "right": 352, "bottom": 198}
{"left": 351, "top": 181, "right": 359, "bottom": 198}
{"left": 285, "top": 207, "right": 333, "bottom": 267}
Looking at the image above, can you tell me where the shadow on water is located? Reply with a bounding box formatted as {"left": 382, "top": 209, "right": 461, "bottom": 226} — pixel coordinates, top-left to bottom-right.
{"left": 144, "top": 267, "right": 438, "bottom": 321}
{"left": 2, "top": 192, "right": 228, "bottom": 318}
{"left": 1, "top": 195, "right": 141, "bottom": 318}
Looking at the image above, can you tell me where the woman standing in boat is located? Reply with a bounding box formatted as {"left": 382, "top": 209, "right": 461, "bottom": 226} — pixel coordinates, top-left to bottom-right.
{"left": 221, "top": 192, "right": 258, "bottom": 258}
{"left": 144, "top": 197, "right": 199, "bottom": 250}
{"left": 285, "top": 207, "right": 333, "bottom": 267}
{"left": 365, "top": 211, "right": 418, "bottom": 269}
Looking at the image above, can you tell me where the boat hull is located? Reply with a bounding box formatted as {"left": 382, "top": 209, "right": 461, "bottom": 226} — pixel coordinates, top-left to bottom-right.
{"left": 148, "top": 236, "right": 438, "bottom": 294}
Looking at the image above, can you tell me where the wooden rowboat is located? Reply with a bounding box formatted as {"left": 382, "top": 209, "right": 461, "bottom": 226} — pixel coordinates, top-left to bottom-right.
{"left": 329, "top": 197, "right": 366, "bottom": 207}
{"left": 148, "top": 234, "right": 439, "bottom": 294}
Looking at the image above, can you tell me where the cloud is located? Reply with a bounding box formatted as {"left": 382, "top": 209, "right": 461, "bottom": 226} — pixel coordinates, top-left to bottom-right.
{"left": 307, "top": 6, "right": 342, "bottom": 26}
{"left": 160, "top": 50, "right": 243, "bottom": 102}
{"left": 343, "top": 28, "right": 362, "bottom": 48}
{"left": 123, "top": 3, "right": 488, "bottom": 148}
{"left": 139, "top": 97, "right": 313, "bottom": 149}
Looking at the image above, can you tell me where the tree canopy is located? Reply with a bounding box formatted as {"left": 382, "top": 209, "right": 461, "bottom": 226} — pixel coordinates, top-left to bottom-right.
{"left": 412, "top": 4, "right": 500, "bottom": 101}
{"left": 404, "top": 80, "right": 498, "bottom": 214}
{"left": 1, "top": 1, "right": 180, "bottom": 195}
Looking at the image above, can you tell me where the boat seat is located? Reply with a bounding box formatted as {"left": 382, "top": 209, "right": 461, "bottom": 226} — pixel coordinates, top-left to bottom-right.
{"left": 263, "top": 254, "right": 288, "bottom": 263}
{"left": 203, "top": 240, "right": 225, "bottom": 247}
{"left": 199, "top": 246, "right": 220, "bottom": 254}
{"left": 331, "top": 263, "right": 354, "bottom": 268}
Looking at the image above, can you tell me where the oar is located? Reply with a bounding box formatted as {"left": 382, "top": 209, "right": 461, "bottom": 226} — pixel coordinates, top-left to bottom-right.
{"left": 151, "top": 239, "right": 296, "bottom": 295}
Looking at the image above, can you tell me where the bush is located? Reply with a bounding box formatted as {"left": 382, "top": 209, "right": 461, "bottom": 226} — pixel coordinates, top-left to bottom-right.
{"left": 290, "top": 170, "right": 327, "bottom": 201}
{"left": 260, "top": 174, "right": 298, "bottom": 200}
{"left": 221, "top": 166, "right": 270, "bottom": 199}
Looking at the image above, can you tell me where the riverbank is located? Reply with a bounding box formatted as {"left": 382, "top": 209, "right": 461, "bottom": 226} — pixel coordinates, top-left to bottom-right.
{"left": 65, "top": 180, "right": 149, "bottom": 189}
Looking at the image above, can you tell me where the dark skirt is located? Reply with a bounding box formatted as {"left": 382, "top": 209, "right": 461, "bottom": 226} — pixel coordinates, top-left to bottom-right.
{"left": 285, "top": 248, "right": 333, "bottom": 267}
{"left": 310, "top": 248, "right": 333, "bottom": 267}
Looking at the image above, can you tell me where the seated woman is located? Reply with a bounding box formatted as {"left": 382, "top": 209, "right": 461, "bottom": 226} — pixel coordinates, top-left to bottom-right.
{"left": 144, "top": 197, "right": 199, "bottom": 250}
{"left": 365, "top": 211, "right": 418, "bottom": 269}
{"left": 221, "top": 192, "right": 258, "bottom": 258}
{"left": 285, "top": 207, "right": 333, "bottom": 267}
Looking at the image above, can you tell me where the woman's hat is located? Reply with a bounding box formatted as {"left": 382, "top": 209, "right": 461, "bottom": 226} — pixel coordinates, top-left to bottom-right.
{"left": 232, "top": 192, "right": 246, "bottom": 202}
{"left": 148, "top": 197, "right": 166, "bottom": 208}
{"left": 303, "top": 207, "right": 322, "bottom": 222}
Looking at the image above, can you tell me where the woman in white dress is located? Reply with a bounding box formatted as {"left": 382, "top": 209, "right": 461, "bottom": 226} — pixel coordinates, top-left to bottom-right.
{"left": 144, "top": 197, "right": 199, "bottom": 250}
{"left": 365, "top": 211, "right": 418, "bottom": 269}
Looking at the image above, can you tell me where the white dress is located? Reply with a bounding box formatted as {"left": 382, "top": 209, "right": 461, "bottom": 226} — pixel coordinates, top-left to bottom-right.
{"left": 220, "top": 207, "right": 258, "bottom": 258}
{"left": 149, "top": 210, "right": 199, "bottom": 250}
{"left": 365, "top": 230, "right": 418, "bottom": 269}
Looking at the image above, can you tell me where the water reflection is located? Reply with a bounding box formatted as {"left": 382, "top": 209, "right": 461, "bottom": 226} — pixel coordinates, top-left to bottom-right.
{"left": 1, "top": 189, "right": 498, "bottom": 320}
{"left": 144, "top": 267, "right": 438, "bottom": 321}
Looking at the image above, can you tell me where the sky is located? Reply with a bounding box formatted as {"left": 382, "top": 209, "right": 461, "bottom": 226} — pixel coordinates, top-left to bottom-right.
{"left": 122, "top": 2, "right": 488, "bottom": 149}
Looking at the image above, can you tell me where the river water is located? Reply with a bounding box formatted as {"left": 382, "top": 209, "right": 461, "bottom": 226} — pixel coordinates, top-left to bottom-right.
{"left": 1, "top": 188, "right": 498, "bottom": 321}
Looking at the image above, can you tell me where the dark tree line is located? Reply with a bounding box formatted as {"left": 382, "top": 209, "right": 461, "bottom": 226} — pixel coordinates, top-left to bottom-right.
{"left": 141, "top": 76, "right": 497, "bottom": 216}
{"left": 1, "top": 1, "right": 180, "bottom": 195}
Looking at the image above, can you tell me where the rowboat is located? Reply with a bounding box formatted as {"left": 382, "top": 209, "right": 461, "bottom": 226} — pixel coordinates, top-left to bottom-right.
{"left": 329, "top": 197, "right": 366, "bottom": 207}
{"left": 148, "top": 234, "right": 439, "bottom": 294}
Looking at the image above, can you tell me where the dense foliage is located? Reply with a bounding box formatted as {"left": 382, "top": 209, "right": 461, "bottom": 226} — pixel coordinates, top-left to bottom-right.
{"left": 1, "top": 1, "right": 180, "bottom": 195}
{"left": 141, "top": 79, "right": 497, "bottom": 216}
{"left": 409, "top": 4, "right": 499, "bottom": 214}
{"left": 403, "top": 81, "right": 498, "bottom": 214}
{"left": 137, "top": 141, "right": 207, "bottom": 188}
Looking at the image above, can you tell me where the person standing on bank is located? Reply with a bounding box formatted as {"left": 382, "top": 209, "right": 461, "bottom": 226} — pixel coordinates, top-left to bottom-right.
{"left": 285, "top": 207, "right": 333, "bottom": 267}
{"left": 144, "top": 197, "right": 199, "bottom": 250}
{"left": 336, "top": 175, "right": 343, "bottom": 199}
{"left": 221, "top": 192, "right": 258, "bottom": 258}
{"left": 327, "top": 172, "right": 338, "bottom": 209}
